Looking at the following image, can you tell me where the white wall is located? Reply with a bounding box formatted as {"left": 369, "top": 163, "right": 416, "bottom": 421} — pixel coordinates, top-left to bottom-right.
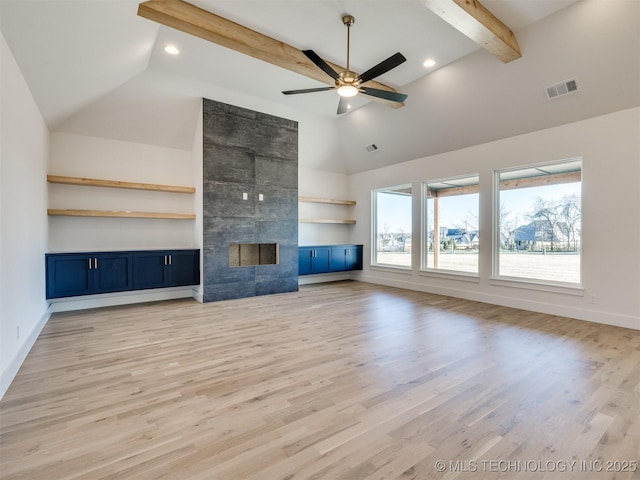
{"left": 48, "top": 132, "right": 197, "bottom": 252}
{"left": 299, "top": 167, "right": 353, "bottom": 246}
{"left": 349, "top": 107, "right": 640, "bottom": 330}
{"left": 337, "top": 0, "right": 640, "bottom": 174}
{"left": 192, "top": 101, "right": 204, "bottom": 301}
{"left": 0, "top": 32, "right": 50, "bottom": 398}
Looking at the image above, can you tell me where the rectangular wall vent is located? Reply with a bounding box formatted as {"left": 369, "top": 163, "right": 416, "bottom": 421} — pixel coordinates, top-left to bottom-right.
{"left": 545, "top": 78, "right": 579, "bottom": 99}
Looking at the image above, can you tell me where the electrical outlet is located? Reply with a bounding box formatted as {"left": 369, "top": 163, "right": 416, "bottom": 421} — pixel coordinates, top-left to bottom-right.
{"left": 590, "top": 295, "right": 597, "bottom": 304}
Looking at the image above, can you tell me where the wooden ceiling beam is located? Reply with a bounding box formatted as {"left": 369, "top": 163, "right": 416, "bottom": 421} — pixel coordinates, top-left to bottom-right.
{"left": 137, "top": 0, "right": 403, "bottom": 108}
{"left": 421, "top": 0, "right": 521, "bottom": 63}
{"left": 427, "top": 171, "right": 581, "bottom": 198}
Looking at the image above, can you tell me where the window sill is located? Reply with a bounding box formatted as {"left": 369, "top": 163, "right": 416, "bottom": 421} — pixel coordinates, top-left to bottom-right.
{"left": 490, "top": 276, "right": 584, "bottom": 296}
{"left": 419, "top": 269, "right": 480, "bottom": 283}
{"left": 370, "top": 264, "right": 412, "bottom": 275}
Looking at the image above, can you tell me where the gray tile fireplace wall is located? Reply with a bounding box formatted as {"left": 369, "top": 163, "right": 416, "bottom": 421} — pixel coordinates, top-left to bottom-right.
{"left": 202, "top": 98, "right": 298, "bottom": 302}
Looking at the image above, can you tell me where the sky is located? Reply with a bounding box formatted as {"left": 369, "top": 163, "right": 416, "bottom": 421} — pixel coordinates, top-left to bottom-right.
{"left": 377, "top": 182, "right": 582, "bottom": 233}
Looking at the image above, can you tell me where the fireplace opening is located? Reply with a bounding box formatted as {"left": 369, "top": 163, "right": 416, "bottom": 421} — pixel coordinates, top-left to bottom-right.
{"left": 229, "top": 243, "right": 279, "bottom": 267}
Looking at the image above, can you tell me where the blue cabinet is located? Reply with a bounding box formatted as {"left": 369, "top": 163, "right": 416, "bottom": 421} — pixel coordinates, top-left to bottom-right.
{"left": 46, "top": 252, "right": 133, "bottom": 299}
{"left": 133, "top": 250, "right": 200, "bottom": 289}
{"left": 46, "top": 249, "right": 200, "bottom": 299}
{"left": 330, "top": 245, "right": 363, "bottom": 272}
{"left": 298, "top": 246, "right": 331, "bottom": 275}
{"left": 299, "top": 245, "right": 363, "bottom": 276}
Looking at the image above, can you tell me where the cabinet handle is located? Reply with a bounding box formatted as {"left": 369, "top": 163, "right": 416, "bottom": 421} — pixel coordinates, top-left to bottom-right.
{"left": 94, "top": 258, "right": 98, "bottom": 269}
{"left": 164, "top": 255, "right": 167, "bottom": 266}
{"left": 169, "top": 255, "right": 172, "bottom": 265}
{"left": 88, "top": 258, "right": 92, "bottom": 270}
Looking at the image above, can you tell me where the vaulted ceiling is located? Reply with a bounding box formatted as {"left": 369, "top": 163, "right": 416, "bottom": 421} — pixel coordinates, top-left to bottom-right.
{"left": 1, "top": 0, "right": 638, "bottom": 173}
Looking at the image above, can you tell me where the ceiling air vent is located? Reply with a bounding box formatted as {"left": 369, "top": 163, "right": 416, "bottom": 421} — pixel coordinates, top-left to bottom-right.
{"left": 545, "top": 78, "right": 579, "bottom": 99}
{"left": 365, "top": 144, "right": 378, "bottom": 152}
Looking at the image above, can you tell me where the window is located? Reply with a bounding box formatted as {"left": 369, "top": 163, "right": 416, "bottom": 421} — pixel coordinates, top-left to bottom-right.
{"left": 423, "top": 175, "right": 479, "bottom": 275}
{"left": 373, "top": 185, "right": 412, "bottom": 268}
{"left": 496, "top": 159, "right": 582, "bottom": 285}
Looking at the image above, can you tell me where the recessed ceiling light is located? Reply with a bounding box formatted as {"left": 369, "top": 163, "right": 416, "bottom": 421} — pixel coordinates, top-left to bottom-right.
{"left": 164, "top": 45, "right": 180, "bottom": 55}
{"left": 423, "top": 58, "right": 436, "bottom": 68}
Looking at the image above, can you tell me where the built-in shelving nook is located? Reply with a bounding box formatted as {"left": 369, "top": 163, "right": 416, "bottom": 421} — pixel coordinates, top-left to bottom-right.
{"left": 298, "top": 196, "right": 357, "bottom": 224}
{"left": 46, "top": 175, "right": 196, "bottom": 219}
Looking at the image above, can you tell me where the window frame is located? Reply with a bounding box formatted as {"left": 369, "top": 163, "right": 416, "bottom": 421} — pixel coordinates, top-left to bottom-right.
{"left": 492, "top": 158, "right": 584, "bottom": 292}
{"left": 371, "top": 184, "right": 413, "bottom": 270}
{"left": 420, "top": 174, "right": 480, "bottom": 278}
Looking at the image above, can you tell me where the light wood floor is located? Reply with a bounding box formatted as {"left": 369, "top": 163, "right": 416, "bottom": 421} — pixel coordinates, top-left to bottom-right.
{"left": 1, "top": 281, "right": 639, "bottom": 479}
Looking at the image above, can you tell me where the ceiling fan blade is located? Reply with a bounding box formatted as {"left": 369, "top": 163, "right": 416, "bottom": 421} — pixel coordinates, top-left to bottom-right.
{"left": 303, "top": 50, "right": 341, "bottom": 81}
{"left": 337, "top": 97, "right": 349, "bottom": 115}
{"left": 282, "top": 86, "right": 335, "bottom": 95}
{"left": 358, "top": 52, "right": 407, "bottom": 84}
{"left": 359, "top": 86, "right": 408, "bottom": 103}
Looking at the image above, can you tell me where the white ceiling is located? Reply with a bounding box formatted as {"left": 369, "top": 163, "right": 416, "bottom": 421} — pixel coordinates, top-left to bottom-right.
{"left": 0, "top": 0, "right": 578, "bottom": 122}
{"left": 1, "top": 0, "right": 638, "bottom": 174}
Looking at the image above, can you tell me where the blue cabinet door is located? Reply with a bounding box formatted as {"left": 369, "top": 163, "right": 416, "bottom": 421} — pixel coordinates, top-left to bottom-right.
{"left": 298, "top": 247, "right": 313, "bottom": 275}
{"left": 46, "top": 254, "right": 93, "bottom": 299}
{"left": 133, "top": 252, "right": 169, "bottom": 289}
{"left": 310, "top": 247, "right": 331, "bottom": 274}
{"left": 167, "top": 250, "right": 200, "bottom": 286}
{"left": 330, "top": 246, "right": 348, "bottom": 271}
{"left": 345, "top": 245, "right": 363, "bottom": 271}
{"left": 92, "top": 253, "right": 133, "bottom": 293}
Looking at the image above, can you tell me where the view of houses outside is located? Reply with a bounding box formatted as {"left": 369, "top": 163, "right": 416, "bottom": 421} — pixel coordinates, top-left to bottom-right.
{"left": 375, "top": 167, "right": 581, "bottom": 284}
{"left": 374, "top": 188, "right": 412, "bottom": 267}
{"left": 498, "top": 180, "right": 581, "bottom": 283}
{"left": 425, "top": 190, "right": 479, "bottom": 274}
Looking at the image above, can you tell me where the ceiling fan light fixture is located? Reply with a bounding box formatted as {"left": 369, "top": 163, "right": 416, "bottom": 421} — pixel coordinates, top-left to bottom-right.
{"left": 282, "top": 13, "right": 407, "bottom": 113}
{"left": 337, "top": 85, "right": 358, "bottom": 97}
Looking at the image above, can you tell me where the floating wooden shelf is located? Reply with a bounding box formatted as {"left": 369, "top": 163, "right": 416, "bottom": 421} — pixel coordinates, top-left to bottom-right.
{"left": 47, "top": 209, "right": 196, "bottom": 220}
{"left": 47, "top": 175, "right": 195, "bottom": 194}
{"left": 298, "top": 196, "right": 356, "bottom": 206}
{"left": 299, "top": 218, "right": 356, "bottom": 224}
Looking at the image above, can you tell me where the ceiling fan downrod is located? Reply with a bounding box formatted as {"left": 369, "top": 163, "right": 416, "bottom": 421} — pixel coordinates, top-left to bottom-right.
{"left": 342, "top": 15, "right": 355, "bottom": 77}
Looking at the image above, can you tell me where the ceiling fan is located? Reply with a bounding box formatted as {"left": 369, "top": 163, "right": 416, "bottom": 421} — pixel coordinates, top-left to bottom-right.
{"left": 282, "top": 15, "right": 408, "bottom": 115}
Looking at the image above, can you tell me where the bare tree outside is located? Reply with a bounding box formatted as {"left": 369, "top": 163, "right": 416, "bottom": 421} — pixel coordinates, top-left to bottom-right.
{"left": 560, "top": 193, "right": 581, "bottom": 251}
{"left": 529, "top": 197, "right": 562, "bottom": 252}
{"left": 497, "top": 160, "right": 582, "bottom": 283}
{"left": 499, "top": 202, "right": 520, "bottom": 250}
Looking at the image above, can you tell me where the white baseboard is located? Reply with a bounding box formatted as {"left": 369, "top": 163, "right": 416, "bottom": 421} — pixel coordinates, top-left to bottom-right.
{"left": 298, "top": 272, "right": 352, "bottom": 285}
{"left": 357, "top": 273, "right": 640, "bottom": 331}
{"left": 48, "top": 287, "right": 197, "bottom": 313}
{"left": 0, "top": 308, "right": 51, "bottom": 401}
{"left": 191, "top": 288, "right": 204, "bottom": 303}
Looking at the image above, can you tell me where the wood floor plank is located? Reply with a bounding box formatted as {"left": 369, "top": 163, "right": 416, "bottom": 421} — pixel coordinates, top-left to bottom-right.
{"left": 1, "top": 281, "right": 639, "bottom": 479}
